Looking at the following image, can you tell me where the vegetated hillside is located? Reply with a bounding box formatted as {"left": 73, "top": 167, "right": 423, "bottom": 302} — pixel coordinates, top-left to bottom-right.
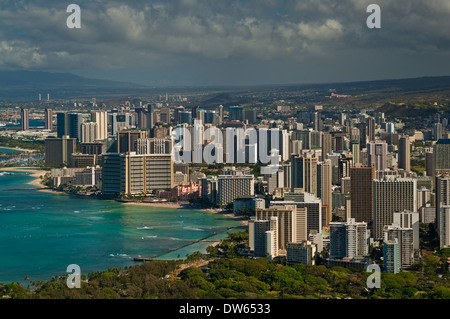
{"left": 375, "top": 102, "right": 441, "bottom": 118}
{"left": 1, "top": 231, "right": 449, "bottom": 300}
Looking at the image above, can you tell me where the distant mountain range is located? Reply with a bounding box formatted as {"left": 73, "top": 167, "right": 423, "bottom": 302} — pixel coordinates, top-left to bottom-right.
{"left": 0, "top": 70, "right": 147, "bottom": 102}
{"left": 0, "top": 70, "right": 450, "bottom": 103}
{"left": 0, "top": 70, "right": 141, "bottom": 89}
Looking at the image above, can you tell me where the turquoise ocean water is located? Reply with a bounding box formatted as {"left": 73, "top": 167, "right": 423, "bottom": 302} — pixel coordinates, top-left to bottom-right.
{"left": 0, "top": 147, "right": 23, "bottom": 154}
{"left": 0, "top": 171, "right": 241, "bottom": 284}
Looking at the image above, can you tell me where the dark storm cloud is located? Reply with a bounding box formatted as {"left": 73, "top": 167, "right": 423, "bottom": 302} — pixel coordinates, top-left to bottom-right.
{"left": 0, "top": 0, "right": 449, "bottom": 85}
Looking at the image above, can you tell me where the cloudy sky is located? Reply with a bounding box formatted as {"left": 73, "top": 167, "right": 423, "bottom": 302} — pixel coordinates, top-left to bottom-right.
{"left": 1, "top": 0, "right": 450, "bottom": 86}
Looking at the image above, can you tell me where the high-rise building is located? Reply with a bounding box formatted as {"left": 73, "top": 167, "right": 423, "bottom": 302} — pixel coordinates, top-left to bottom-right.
{"left": 384, "top": 224, "right": 414, "bottom": 268}
{"left": 44, "top": 108, "right": 53, "bottom": 130}
{"left": 255, "top": 205, "right": 297, "bottom": 254}
{"left": 290, "top": 153, "right": 318, "bottom": 196}
{"left": 178, "top": 111, "right": 192, "bottom": 125}
{"left": 434, "top": 139, "right": 450, "bottom": 170}
{"left": 57, "top": 112, "right": 68, "bottom": 138}
{"left": 271, "top": 194, "right": 322, "bottom": 237}
{"left": 286, "top": 241, "right": 316, "bottom": 265}
{"left": 329, "top": 218, "right": 368, "bottom": 259}
{"left": 191, "top": 120, "right": 204, "bottom": 164}
{"left": 386, "top": 122, "right": 395, "bottom": 134}
{"left": 218, "top": 105, "right": 224, "bottom": 125}
{"left": 398, "top": 136, "right": 411, "bottom": 171}
{"left": 44, "top": 136, "right": 76, "bottom": 166}
{"left": 434, "top": 122, "right": 443, "bottom": 141}
{"left": 147, "top": 104, "right": 155, "bottom": 130}
{"left": 229, "top": 106, "right": 244, "bottom": 122}
{"left": 351, "top": 140, "right": 360, "bottom": 165}
{"left": 174, "top": 106, "right": 185, "bottom": 124}
{"left": 383, "top": 238, "right": 400, "bottom": 273}
{"left": 91, "top": 111, "right": 108, "bottom": 140}
{"left": 101, "top": 152, "right": 173, "bottom": 196}
{"left": 204, "top": 110, "right": 217, "bottom": 125}
{"left": 279, "top": 129, "right": 291, "bottom": 162}
{"left": 81, "top": 122, "right": 98, "bottom": 143}
{"left": 426, "top": 152, "right": 434, "bottom": 177}
{"left": 317, "top": 159, "right": 333, "bottom": 227}
{"left": 322, "top": 132, "right": 332, "bottom": 161}
{"left": 439, "top": 206, "right": 450, "bottom": 249}
{"left": 159, "top": 108, "right": 171, "bottom": 124}
{"left": 367, "top": 117, "right": 376, "bottom": 142}
{"left": 109, "top": 113, "right": 132, "bottom": 136}
{"left": 192, "top": 106, "right": 200, "bottom": 119}
{"left": 135, "top": 108, "right": 147, "bottom": 129}
{"left": 333, "top": 133, "right": 345, "bottom": 152}
{"left": 135, "top": 138, "right": 172, "bottom": 155}
{"left": 80, "top": 142, "right": 105, "bottom": 156}
{"left": 244, "top": 109, "right": 257, "bottom": 124}
{"left": 21, "top": 108, "right": 29, "bottom": 131}
{"left": 436, "top": 175, "right": 450, "bottom": 236}
{"left": 393, "top": 210, "right": 420, "bottom": 250}
{"left": 217, "top": 174, "right": 254, "bottom": 206}
{"left": 249, "top": 217, "right": 278, "bottom": 258}
{"left": 373, "top": 176, "right": 417, "bottom": 240}
{"left": 338, "top": 155, "right": 353, "bottom": 185}
{"left": 303, "top": 154, "right": 318, "bottom": 197}
{"left": 101, "top": 153, "right": 122, "bottom": 195}
{"left": 367, "top": 141, "right": 388, "bottom": 171}
{"left": 358, "top": 122, "right": 367, "bottom": 149}
{"left": 117, "top": 130, "right": 149, "bottom": 154}
{"left": 68, "top": 113, "right": 84, "bottom": 142}
{"left": 313, "top": 112, "right": 319, "bottom": 131}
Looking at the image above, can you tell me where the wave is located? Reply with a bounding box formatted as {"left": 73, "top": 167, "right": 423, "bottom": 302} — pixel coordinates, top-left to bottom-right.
{"left": 0, "top": 172, "right": 14, "bottom": 176}
{"left": 182, "top": 226, "right": 205, "bottom": 232}
{"left": 109, "top": 253, "right": 131, "bottom": 259}
{"left": 1, "top": 205, "right": 15, "bottom": 210}
{"left": 137, "top": 226, "right": 153, "bottom": 230}
{"left": 141, "top": 235, "right": 158, "bottom": 239}
{"left": 168, "top": 237, "right": 186, "bottom": 241}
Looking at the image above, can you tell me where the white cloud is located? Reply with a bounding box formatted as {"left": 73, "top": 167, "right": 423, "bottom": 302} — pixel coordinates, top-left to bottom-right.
{"left": 0, "top": 0, "right": 449, "bottom": 84}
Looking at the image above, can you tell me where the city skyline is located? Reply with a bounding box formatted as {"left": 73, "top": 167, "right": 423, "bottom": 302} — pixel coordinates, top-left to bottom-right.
{"left": 1, "top": 0, "right": 450, "bottom": 303}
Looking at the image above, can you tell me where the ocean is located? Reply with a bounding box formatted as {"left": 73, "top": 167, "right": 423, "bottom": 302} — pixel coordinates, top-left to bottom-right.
{"left": 0, "top": 147, "right": 23, "bottom": 154}
{"left": 0, "top": 171, "right": 241, "bottom": 284}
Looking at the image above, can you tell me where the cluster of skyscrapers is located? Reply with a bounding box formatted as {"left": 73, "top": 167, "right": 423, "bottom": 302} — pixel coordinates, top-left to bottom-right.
{"left": 20, "top": 102, "right": 450, "bottom": 272}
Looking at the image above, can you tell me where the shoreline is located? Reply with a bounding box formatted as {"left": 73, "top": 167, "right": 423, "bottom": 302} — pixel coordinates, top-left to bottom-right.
{"left": 121, "top": 201, "right": 185, "bottom": 209}
{"left": 0, "top": 167, "right": 54, "bottom": 193}
{"left": 0, "top": 146, "right": 37, "bottom": 153}
{"left": 0, "top": 167, "right": 249, "bottom": 226}
{"left": 122, "top": 201, "right": 248, "bottom": 226}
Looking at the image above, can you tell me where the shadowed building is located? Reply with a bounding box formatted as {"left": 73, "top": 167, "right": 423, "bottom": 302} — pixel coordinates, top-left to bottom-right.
{"left": 350, "top": 164, "right": 376, "bottom": 229}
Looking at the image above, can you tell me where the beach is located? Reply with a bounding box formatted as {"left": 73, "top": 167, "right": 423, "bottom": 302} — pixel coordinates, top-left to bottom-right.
{"left": 0, "top": 167, "right": 53, "bottom": 192}
{"left": 123, "top": 201, "right": 248, "bottom": 226}
{"left": 122, "top": 201, "right": 185, "bottom": 209}
{"left": 0, "top": 146, "right": 37, "bottom": 153}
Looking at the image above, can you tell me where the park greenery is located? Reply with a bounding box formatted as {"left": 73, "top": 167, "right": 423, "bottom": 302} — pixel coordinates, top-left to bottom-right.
{"left": 0, "top": 136, "right": 45, "bottom": 153}
{"left": 1, "top": 231, "right": 449, "bottom": 299}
